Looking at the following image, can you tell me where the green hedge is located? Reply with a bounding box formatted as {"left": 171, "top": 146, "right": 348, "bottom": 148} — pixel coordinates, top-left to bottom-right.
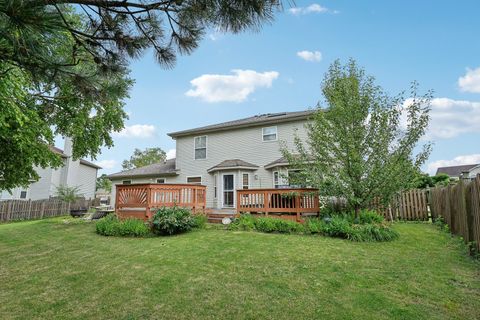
{"left": 96, "top": 215, "right": 149, "bottom": 237}
{"left": 229, "top": 211, "right": 398, "bottom": 242}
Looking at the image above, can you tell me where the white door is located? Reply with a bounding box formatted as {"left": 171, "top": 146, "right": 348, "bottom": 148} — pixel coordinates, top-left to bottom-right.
{"left": 222, "top": 174, "right": 235, "bottom": 208}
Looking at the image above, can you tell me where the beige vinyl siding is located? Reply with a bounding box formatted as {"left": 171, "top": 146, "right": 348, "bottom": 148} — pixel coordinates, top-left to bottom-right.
{"left": 174, "top": 120, "right": 309, "bottom": 208}
{"left": 76, "top": 164, "right": 98, "bottom": 199}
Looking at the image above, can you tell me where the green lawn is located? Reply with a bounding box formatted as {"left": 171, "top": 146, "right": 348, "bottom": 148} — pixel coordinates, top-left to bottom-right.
{"left": 0, "top": 219, "right": 479, "bottom": 320}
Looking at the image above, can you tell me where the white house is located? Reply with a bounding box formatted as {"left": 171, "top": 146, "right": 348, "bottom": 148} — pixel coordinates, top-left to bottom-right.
{"left": 107, "top": 110, "right": 313, "bottom": 210}
{"left": 0, "top": 139, "right": 101, "bottom": 200}
{"left": 436, "top": 163, "right": 480, "bottom": 180}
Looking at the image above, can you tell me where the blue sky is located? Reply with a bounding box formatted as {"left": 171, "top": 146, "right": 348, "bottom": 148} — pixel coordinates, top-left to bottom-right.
{"left": 81, "top": 1, "right": 480, "bottom": 175}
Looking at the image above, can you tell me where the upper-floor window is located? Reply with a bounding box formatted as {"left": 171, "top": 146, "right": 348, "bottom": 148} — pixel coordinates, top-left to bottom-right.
{"left": 20, "top": 190, "right": 27, "bottom": 199}
{"left": 262, "top": 126, "right": 277, "bottom": 142}
{"left": 194, "top": 136, "right": 207, "bottom": 160}
{"left": 122, "top": 180, "right": 132, "bottom": 185}
{"left": 156, "top": 178, "right": 166, "bottom": 184}
{"left": 187, "top": 176, "right": 202, "bottom": 185}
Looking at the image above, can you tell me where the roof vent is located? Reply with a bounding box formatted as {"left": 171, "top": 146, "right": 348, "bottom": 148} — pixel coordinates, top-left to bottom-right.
{"left": 266, "top": 112, "right": 287, "bottom": 118}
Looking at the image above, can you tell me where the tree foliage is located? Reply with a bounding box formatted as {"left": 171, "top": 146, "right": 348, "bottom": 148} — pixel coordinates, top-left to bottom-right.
{"left": 0, "top": 0, "right": 283, "bottom": 190}
{"left": 282, "top": 59, "right": 432, "bottom": 216}
{"left": 411, "top": 172, "right": 451, "bottom": 189}
{"left": 122, "top": 148, "right": 166, "bottom": 170}
{"left": 1, "top": 5, "right": 131, "bottom": 190}
{"left": 96, "top": 174, "right": 112, "bottom": 192}
{"left": 55, "top": 185, "right": 80, "bottom": 203}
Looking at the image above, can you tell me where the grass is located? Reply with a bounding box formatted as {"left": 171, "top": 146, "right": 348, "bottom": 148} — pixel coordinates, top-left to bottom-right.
{"left": 0, "top": 218, "right": 479, "bottom": 320}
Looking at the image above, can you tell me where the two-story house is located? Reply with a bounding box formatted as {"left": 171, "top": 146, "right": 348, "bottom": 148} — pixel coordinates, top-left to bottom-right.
{"left": 107, "top": 110, "right": 313, "bottom": 210}
{"left": 0, "top": 138, "right": 101, "bottom": 200}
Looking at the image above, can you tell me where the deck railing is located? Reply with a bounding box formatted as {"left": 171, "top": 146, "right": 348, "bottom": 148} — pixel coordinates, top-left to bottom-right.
{"left": 236, "top": 188, "right": 319, "bottom": 222}
{"left": 116, "top": 183, "right": 206, "bottom": 220}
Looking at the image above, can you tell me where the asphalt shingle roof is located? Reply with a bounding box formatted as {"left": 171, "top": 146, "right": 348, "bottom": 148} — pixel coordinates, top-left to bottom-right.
{"left": 168, "top": 110, "right": 315, "bottom": 138}
{"left": 207, "top": 159, "right": 259, "bottom": 172}
{"left": 436, "top": 164, "right": 479, "bottom": 177}
{"left": 107, "top": 158, "right": 177, "bottom": 179}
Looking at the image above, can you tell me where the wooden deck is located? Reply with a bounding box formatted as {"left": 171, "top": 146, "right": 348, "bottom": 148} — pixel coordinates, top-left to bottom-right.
{"left": 236, "top": 188, "right": 320, "bottom": 222}
{"left": 115, "top": 183, "right": 206, "bottom": 220}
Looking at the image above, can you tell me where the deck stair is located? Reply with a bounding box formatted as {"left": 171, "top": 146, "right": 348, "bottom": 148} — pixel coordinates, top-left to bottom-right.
{"left": 205, "top": 209, "right": 236, "bottom": 224}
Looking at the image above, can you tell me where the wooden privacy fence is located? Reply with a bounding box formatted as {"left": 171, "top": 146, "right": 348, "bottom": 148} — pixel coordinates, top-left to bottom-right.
{"left": 430, "top": 176, "right": 480, "bottom": 253}
{"left": 116, "top": 183, "right": 207, "bottom": 220}
{"left": 370, "top": 189, "right": 430, "bottom": 221}
{"left": 0, "top": 198, "right": 94, "bottom": 222}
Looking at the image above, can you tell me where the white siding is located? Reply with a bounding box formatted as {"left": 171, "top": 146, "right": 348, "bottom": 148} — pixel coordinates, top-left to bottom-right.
{"left": 27, "top": 167, "right": 55, "bottom": 200}
{"left": 174, "top": 120, "right": 309, "bottom": 208}
{"left": 76, "top": 165, "right": 98, "bottom": 199}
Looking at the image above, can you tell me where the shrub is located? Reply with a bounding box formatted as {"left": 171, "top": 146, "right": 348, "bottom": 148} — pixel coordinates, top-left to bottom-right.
{"left": 96, "top": 215, "right": 149, "bottom": 237}
{"left": 358, "top": 210, "right": 384, "bottom": 224}
{"left": 117, "top": 218, "right": 150, "bottom": 237}
{"left": 255, "top": 218, "right": 304, "bottom": 234}
{"left": 193, "top": 214, "right": 208, "bottom": 229}
{"left": 228, "top": 214, "right": 256, "bottom": 231}
{"left": 151, "top": 206, "right": 196, "bottom": 235}
{"left": 349, "top": 224, "right": 399, "bottom": 242}
{"left": 96, "top": 214, "right": 120, "bottom": 236}
{"left": 320, "top": 215, "right": 354, "bottom": 238}
{"left": 305, "top": 218, "right": 325, "bottom": 234}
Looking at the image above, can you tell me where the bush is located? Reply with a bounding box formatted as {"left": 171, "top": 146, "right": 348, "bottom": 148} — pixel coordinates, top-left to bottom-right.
{"left": 228, "top": 214, "right": 256, "bottom": 231}
{"left": 358, "top": 210, "right": 384, "bottom": 224}
{"left": 320, "top": 215, "right": 354, "bottom": 238}
{"left": 151, "top": 206, "right": 196, "bottom": 235}
{"left": 255, "top": 217, "right": 304, "bottom": 234}
{"left": 193, "top": 214, "right": 208, "bottom": 229}
{"left": 349, "top": 224, "right": 399, "bottom": 242}
{"left": 96, "top": 215, "right": 149, "bottom": 237}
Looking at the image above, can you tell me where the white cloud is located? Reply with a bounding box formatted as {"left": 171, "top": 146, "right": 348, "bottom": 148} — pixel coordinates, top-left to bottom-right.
{"left": 113, "top": 124, "right": 156, "bottom": 138}
{"left": 185, "top": 69, "right": 279, "bottom": 103}
{"left": 458, "top": 67, "right": 480, "bottom": 93}
{"left": 95, "top": 159, "right": 118, "bottom": 170}
{"left": 288, "top": 4, "right": 337, "bottom": 15}
{"left": 402, "top": 97, "right": 480, "bottom": 139}
{"left": 166, "top": 149, "right": 176, "bottom": 160}
{"left": 297, "top": 50, "right": 322, "bottom": 62}
{"left": 427, "top": 154, "right": 480, "bottom": 175}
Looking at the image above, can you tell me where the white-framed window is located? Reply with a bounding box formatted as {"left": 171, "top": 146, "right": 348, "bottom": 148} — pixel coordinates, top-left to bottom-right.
{"left": 242, "top": 173, "right": 249, "bottom": 189}
{"left": 187, "top": 176, "right": 202, "bottom": 185}
{"left": 262, "top": 126, "right": 277, "bottom": 142}
{"left": 214, "top": 174, "right": 217, "bottom": 199}
{"left": 20, "top": 190, "right": 28, "bottom": 199}
{"left": 122, "top": 180, "right": 132, "bottom": 185}
{"left": 194, "top": 136, "right": 207, "bottom": 160}
{"left": 156, "top": 178, "right": 166, "bottom": 184}
{"left": 273, "top": 171, "right": 280, "bottom": 188}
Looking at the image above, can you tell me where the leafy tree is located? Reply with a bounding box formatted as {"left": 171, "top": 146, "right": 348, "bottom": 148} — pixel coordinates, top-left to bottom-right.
{"left": 122, "top": 148, "right": 166, "bottom": 170}
{"left": 282, "top": 59, "right": 432, "bottom": 218}
{"left": 1, "top": 6, "right": 131, "bottom": 190}
{"left": 1, "top": 1, "right": 281, "bottom": 190}
{"left": 96, "top": 174, "right": 112, "bottom": 193}
{"left": 55, "top": 185, "right": 81, "bottom": 203}
{"left": 431, "top": 173, "right": 451, "bottom": 187}
{"left": 411, "top": 172, "right": 452, "bottom": 189}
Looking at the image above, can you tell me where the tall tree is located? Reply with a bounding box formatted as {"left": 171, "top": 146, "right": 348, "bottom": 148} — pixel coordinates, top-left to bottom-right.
{"left": 282, "top": 59, "right": 432, "bottom": 217}
{"left": 1, "top": 1, "right": 282, "bottom": 190}
{"left": 122, "top": 148, "right": 167, "bottom": 170}
{"left": 0, "top": 6, "right": 131, "bottom": 190}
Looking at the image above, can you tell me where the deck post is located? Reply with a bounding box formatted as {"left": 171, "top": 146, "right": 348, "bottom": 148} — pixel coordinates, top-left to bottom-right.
{"left": 264, "top": 190, "right": 269, "bottom": 217}
{"left": 295, "top": 193, "right": 301, "bottom": 222}
{"left": 192, "top": 187, "right": 196, "bottom": 214}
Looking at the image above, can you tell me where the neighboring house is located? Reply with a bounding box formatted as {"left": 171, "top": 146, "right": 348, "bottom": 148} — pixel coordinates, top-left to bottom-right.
{"left": 108, "top": 110, "right": 313, "bottom": 210}
{"left": 436, "top": 164, "right": 480, "bottom": 180}
{"left": 0, "top": 139, "right": 101, "bottom": 200}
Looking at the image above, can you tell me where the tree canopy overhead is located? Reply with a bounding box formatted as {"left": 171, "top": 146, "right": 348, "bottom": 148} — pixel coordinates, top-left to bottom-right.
{"left": 282, "top": 59, "right": 432, "bottom": 216}
{"left": 1, "top": 0, "right": 283, "bottom": 190}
